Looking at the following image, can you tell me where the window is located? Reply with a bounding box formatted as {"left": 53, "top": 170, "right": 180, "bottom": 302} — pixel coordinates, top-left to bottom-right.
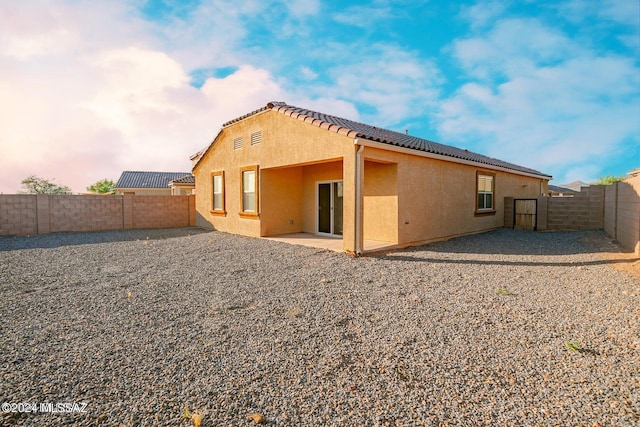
{"left": 211, "top": 171, "right": 225, "bottom": 215}
{"left": 250, "top": 131, "right": 262, "bottom": 145}
{"left": 233, "top": 137, "right": 243, "bottom": 150}
{"left": 240, "top": 166, "right": 259, "bottom": 218}
{"left": 477, "top": 172, "right": 495, "bottom": 212}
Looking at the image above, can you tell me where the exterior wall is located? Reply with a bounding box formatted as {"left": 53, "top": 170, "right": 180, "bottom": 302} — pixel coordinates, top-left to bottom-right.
{"left": 0, "top": 195, "right": 38, "bottom": 236}
{"left": 359, "top": 147, "right": 546, "bottom": 246}
{"left": 363, "top": 160, "right": 398, "bottom": 243}
{"left": 48, "top": 195, "right": 124, "bottom": 233}
{"left": 0, "top": 194, "right": 195, "bottom": 236}
{"left": 170, "top": 185, "right": 195, "bottom": 195}
{"left": 604, "top": 184, "right": 617, "bottom": 237}
{"left": 543, "top": 186, "right": 605, "bottom": 230}
{"left": 260, "top": 167, "right": 304, "bottom": 236}
{"left": 193, "top": 110, "right": 357, "bottom": 251}
{"left": 604, "top": 175, "right": 640, "bottom": 255}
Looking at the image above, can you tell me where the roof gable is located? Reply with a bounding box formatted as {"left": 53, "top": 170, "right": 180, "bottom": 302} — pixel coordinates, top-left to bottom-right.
{"left": 194, "top": 101, "right": 551, "bottom": 179}
{"left": 116, "top": 171, "right": 193, "bottom": 189}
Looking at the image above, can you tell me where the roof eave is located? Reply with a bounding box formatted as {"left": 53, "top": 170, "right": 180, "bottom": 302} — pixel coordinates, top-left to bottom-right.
{"left": 354, "top": 138, "right": 552, "bottom": 181}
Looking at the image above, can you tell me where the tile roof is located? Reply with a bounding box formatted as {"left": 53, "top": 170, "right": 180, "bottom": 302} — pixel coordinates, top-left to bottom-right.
{"left": 115, "top": 171, "right": 193, "bottom": 189}
{"left": 170, "top": 175, "right": 195, "bottom": 185}
{"left": 220, "top": 101, "right": 551, "bottom": 178}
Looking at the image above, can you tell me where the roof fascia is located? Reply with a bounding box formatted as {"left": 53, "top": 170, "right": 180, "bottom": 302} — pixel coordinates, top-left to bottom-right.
{"left": 193, "top": 109, "right": 272, "bottom": 171}
{"left": 222, "top": 109, "right": 270, "bottom": 128}
{"left": 354, "top": 139, "right": 552, "bottom": 181}
{"left": 192, "top": 129, "right": 223, "bottom": 171}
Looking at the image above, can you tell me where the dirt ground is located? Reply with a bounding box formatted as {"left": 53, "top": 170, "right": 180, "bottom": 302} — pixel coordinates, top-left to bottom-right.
{"left": 578, "top": 231, "right": 640, "bottom": 282}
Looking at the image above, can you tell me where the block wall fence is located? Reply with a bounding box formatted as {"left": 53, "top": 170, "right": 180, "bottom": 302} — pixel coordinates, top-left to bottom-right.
{"left": 0, "top": 195, "right": 196, "bottom": 236}
{"left": 505, "top": 176, "right": 640, "bottom": 256}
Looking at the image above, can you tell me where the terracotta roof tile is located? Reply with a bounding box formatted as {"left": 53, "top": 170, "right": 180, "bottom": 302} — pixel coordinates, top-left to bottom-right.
{"left": 262, "top": 102, "right": 551, "bottom": 178}
{"left": 216, "top": 101, "right": 551, "bottom": 178}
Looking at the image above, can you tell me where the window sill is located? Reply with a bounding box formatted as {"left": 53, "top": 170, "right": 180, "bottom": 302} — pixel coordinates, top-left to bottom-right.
{"left": 475, "top": 210, "right": 496, "bottom": 217}
{"left": 239, "top": 212, "right": 259, "bottom": 219}
{"left": 210, "top": 210, "right": 227, "bottom": 217}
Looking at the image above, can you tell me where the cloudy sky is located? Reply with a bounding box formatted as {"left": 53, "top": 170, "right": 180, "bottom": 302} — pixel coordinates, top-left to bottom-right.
{"left": 1, "top": 0, "right": 638, "bottom": 193}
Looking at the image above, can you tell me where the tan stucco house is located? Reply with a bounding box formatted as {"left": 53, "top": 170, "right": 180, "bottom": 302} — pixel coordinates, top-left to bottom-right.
{"left": 193, "top": 102, "right": 551, "bottom": 254}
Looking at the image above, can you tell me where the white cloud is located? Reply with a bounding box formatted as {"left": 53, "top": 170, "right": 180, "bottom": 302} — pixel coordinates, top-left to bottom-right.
{"left": 285, "top": 0, "right": 320, "bottom": 18}
{"left": 309, "top": 43, "right": 442, "bottom": 128}
{"left": 0, "top": 0, "right": 288, "bottom": 193}
{"left": 438, "top": 17, "right": 640, "bottom": 182}
{"left": 300, "top": 66, "right": 318, "bottom": 80}
{"left": 459, "top": 0, "right": 508, "bottom": 30}
{"left": 332, "top": 4, "right": 395, "bottom": 28}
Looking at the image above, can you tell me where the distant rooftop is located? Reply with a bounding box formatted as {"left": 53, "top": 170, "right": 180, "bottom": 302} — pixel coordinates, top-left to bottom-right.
{"left": 115, "top": 171, "right": 193, "bottom": 189}
{"left": 170, "top": 175, "right": 195, "bottom": 185}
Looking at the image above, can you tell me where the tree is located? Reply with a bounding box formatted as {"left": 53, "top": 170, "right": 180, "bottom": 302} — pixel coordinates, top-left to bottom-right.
{"left": 87, "top": 179, "right": 116, "bottom": 194}
{"left": 596, "top": 175, "right": 624, "bottom": 185}
{"left": 20, "top": 175, "right": 72, "bottom": 194}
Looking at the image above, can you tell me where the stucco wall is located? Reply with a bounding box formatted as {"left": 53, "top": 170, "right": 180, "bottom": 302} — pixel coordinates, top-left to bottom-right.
{"left": 193, "top": 110, "right": 357, "bottom": 250}
{"left": 260, "top": 167, "right": 304, "bottom": 236}
{"left": 363, "top": 160, "right": 398, "bottom": 243}
{"left": 360, "top": 146, "right": 546, "bottom": 246}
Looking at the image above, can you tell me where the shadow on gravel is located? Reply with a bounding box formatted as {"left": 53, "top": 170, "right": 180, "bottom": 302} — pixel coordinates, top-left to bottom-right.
{"left": 377, "top": 229, "right": 638, "bottom": 268}
{"left": 0, "top": 227, "right": 212, "bottom": 251}
{"left": 378, "top": 253, "right": 636, "bottom": 268}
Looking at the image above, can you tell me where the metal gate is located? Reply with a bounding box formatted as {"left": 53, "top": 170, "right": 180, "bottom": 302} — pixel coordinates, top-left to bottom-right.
{"left": 514, "top": 199, "right": 537, "bottom": 230}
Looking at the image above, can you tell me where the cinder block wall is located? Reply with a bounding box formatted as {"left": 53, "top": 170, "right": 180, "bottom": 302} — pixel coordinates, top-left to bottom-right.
{"left": 48, "top": 195, "right": 123, "bottom": 233}
{"left": 610, "top": 175, "right": 640, "bottom": 255}
{"left": 0, "top": 194, "right": 196, "bottom": 236}
{"left": 0, "top": 195, "right": 38, "bottom": 236}
{"left": 604, "top": 184, "right": 617, "bottom": 238}
{"left": 545, "top": 186, "right": 604, "bottom": 230}
{"left": 132, "top": 195, "right": 192, "bottom": 229}
{"left": 506, "top": 180, "right": 639, "bottom": 255}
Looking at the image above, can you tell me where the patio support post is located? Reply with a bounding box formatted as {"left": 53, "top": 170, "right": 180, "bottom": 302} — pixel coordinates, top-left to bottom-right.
{"left": 354, "top": 140, "right": 365, "bottom": 255}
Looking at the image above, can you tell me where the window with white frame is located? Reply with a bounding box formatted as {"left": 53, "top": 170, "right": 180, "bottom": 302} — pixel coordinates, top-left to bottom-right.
{"left": 477, "top": 172, "right": 494, "bottom": 211}
{"left": 211, "top": 171, "right": 225, "bottom": 213}
{"left": 240, "top": 166, "right": 258, "bottom": 217}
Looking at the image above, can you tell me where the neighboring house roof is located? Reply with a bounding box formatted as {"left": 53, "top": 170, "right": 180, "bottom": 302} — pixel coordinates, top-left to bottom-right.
{"left": 116, "top": 171, "right": 193, "bottom": 189}
{"left": 548, "top": 184, "right": 577, "bottom": 194}
{"left": 556, "top": 180, "right": 589, "bottom": 192}
{"left": 195, "top": 101, "right": 551, "bottom": 179}
{"left": 170, "top": 175, "right": 195, "bottom": 185}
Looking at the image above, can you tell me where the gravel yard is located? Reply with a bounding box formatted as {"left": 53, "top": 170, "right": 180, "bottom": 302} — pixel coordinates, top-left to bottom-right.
{"left": 1, "top": 228, "right": 638, "bottom": 426}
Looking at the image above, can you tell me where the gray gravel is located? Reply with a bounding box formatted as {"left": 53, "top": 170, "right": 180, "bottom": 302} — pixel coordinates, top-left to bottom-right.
{"left": 0, "top": 227, "right": 638, "bottom": 426}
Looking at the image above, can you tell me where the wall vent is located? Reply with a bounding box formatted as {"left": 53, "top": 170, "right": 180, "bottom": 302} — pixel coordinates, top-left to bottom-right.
{"left": 250, "top": 131, "right": 262, "bottom": 145}
{"left": 233, "top": 137, "right": 243, "bottom": 150}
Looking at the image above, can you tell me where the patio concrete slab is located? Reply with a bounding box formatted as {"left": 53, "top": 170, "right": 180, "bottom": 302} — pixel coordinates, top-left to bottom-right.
{"left": 264, "top": 233, "right": 396, "bottom": 253}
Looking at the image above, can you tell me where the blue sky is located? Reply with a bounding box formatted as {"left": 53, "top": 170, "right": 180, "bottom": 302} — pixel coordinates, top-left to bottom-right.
{"left": 0, "top": 0, "right": 638, "bottom": 193}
